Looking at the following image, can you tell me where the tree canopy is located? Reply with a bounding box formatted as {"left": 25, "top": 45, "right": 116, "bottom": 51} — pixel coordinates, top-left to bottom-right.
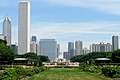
{"left": 0, "top": 39, "right": 7, "bottom": 45}
{"left": 111, "top": 49, "right": 120, "bottom": 63}
{"left": 16, "top": 52, "right": 50, "bottom": 66}
{"left": 70, "top": 52, "right": 112, "bottom": 63}
{"left": 0, "top": 44, "right": 15, "bottom": 65}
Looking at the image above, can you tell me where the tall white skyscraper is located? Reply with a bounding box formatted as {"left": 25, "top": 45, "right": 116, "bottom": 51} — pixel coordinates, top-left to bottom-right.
{"left": 3, "top": 17, "right": 11, "bottom": 45}
{"left": 75, "top": 40, "right": 83, "bottom": 55}
{"left": 112, "top": 35, "right": 119, "bottom": 51}
{"left": 18, "top": 1, "right": 30, "bottom": 54}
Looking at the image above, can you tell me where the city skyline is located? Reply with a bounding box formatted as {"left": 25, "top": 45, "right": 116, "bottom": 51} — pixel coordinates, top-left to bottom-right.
{"left": 0, "top": 0, "right": 120, "bottom": 52}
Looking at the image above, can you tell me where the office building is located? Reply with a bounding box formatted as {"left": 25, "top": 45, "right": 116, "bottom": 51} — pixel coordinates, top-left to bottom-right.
{"left": 112, "top": 35, "right": 119, "bottom": 51}
{"left": 31, "top": 36, "right": 37, "bottom": 42}
{"left": 75, "top": 40, "right": 83, "bottom": 55}
{"left": 83, "top": 47, "right": 90, "bottom": 55}
{"left": 63, "top": 52, "right": 68, "bottom": 59}
{"left": 3, "top": 17, "right": 11, "bottom": 45}
{"left": 57, "top": 44, "right": 60, "bottom": 58}
{"left": 39, "top": 39, "right": 57, "bottom": 60}
{"left": 68, "top": 42, "right": 74, "bottom": 60}
{"left": 11, "top": 44, "right": 18, "bottom": 54}
{"left": 30, "top": 41, "right": 37, "bottom": 53}
{"left": 18, "top": 1, "right": 30, "bottom": 54}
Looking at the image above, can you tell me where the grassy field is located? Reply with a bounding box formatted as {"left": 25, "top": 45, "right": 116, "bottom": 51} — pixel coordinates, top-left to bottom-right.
{"left": 28, "top": 68, "right": 117, "bottom": 80}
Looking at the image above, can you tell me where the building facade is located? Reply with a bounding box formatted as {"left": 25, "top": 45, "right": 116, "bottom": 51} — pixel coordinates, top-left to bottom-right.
{"left": 39, "top": 39, "right": 57, "bottom": 60}
{"left": 112, "top": 35, "right": 119, "bottom": 51}
{"left": 68, "top": 42, "right": 74, "bottom": 60}
{"left": 90, "top": 42, "right": 112, "bottom": 52}
{"left": 3, "top": 17, "right": 11, "bottom": 45}
{"left": 30, "top": 41, "right": 37, "bottom": 53}
{"left": 75, "top": 40, "right": 83, "bottom": 55}
{"left": 83, "top": 47, "right": 90, "bottom": 55}
{"left": 31, "top": 36, "right": 37, "bottom": 42}
{"left": 11, "top": 44, "right": 18, "bottom": 54}
{"left": 57, "top": 44, "right": 60, "bottom": 58}
{"left": 18, "top": 1, "right": 30, "bottom": 54}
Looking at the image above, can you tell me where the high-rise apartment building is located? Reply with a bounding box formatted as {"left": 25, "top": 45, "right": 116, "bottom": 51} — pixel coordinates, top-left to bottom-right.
{"left": 39, "top": 39, "right": 57, "bottom": 60}
{"left": 68, "top": 42, "right": 74, "bottom": 60}
{"left": 3, "top": 17, "right": 11, "bottom": 45}
{"left": 112, "top": 35, "right": 119, "bottom": 51}
{"left": 18, "top": 1, "right": 30, "bottom": 54}
{"left": 75, "top": 40, "right": 83, "bottom": 55}
{"left": 90, "top": 42, "right": 112, "bottom": 52}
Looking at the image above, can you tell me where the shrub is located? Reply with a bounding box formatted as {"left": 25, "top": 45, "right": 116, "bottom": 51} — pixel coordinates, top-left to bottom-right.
{"left": 0, "top": 67, "right": 46, "bottom": 80}
{"left": 102, "top": 66, "right": 120, "bottom": 78}
{"left": 79, "top": 63, "right": 102, "bottom": 73}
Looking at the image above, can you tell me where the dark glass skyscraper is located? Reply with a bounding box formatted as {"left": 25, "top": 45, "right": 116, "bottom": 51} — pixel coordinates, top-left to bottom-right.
{"left": 32, "top": 36, "right": 37, "bottom": 42}
{"left": 112, "top": 35, "right": 119, "bottom": 51}
{"left": 68, "top": 42, "right": 74, "bottom": 60}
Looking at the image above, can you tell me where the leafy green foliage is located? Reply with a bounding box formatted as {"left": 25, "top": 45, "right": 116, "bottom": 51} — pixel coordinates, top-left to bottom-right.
{"left": 15, "top": 52, "right": 50, "bottom": 66}
{"left": 71, "top": 52, "right": 112, "bottom": 62}
{"left": 102, "top": 66, "right": 120, "bottom": 78}
{"left": 0, "top": 67, "right": 46, "bottom": 80}
{"left": 79, "top": 64, "right": 102, "bottom": 73}
{"left": 111, "top": 49, "right": 120, "bottom": 63}
{"left": 38, "top": 55, "right": 50, "bottom": 62}
{"left": 0, "top": 39, "right": 7, "bottom": 45}
{"left": 0, "top": 45, "right": 15, "bottom": 65}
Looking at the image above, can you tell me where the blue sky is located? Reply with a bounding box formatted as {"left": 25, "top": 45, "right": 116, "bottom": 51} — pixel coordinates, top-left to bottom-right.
{"left": 0, "top": 0, "right": 120, "bottom": 52}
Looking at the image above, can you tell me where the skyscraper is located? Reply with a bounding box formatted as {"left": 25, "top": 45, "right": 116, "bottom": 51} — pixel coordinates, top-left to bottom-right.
{"left": 18, "top": 1, "right": 30, "bottom": 54}
{"left": 39, "top": 39, "right": 57, "bottom": 60}
{"left": 75, "top": 40, "right": 83, "bottom": 55}
{"left": 11, "top": 44, "right": 18, "bottom": 54}
{"left": 57, "top": 44, "right": 60, "bottom": 58}
{"left": 32, "top": 36, "right": 37, "bottom": 42}
{"left": 3, "top": 17, "right": 11, "bottom": 45}
{"left": 112, "top": 35, "right": 119, "bottom": 51}
{"left": 30, "top": 42, "right": 37, "bottom": 53}
{"left": 68, "top": 42, "right": 74, "bottom": 60}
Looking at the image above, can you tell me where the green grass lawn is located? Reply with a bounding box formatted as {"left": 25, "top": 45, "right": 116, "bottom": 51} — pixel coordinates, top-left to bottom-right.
{"left": 28, "top": 68, "right": 117, "bottom": 80}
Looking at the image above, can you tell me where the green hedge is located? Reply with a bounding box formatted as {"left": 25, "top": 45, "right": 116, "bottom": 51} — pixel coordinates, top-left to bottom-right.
{"left": 79, "top": 64, "right": 120, "bottom": 78}
{"left": 79, "top": 64, "right": 102, "bottom": 73}
{"left": 102, "top": 66, "right": 120, "bottom": 78}
{"left": 0, "top": 67, "right": 46, "bottom": 80}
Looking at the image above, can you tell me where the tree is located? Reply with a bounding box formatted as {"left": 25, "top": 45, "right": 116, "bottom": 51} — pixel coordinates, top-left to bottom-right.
{"left": 0, "top": 39, "right": 7, "bottom": 45}
{"left": 15, "top": 52, "right": 50, "bottom": 66}
{"left": 70, "top": 52, "right": 112, "bottom": 63}
{"left": 111, "top": 49, "right": 120, "bottom": 63}
{"left": 0, "top": 45, "right": 15, "bottom": 65}
{"left": 38, "top": 55, "right": 50, "bottom": 62}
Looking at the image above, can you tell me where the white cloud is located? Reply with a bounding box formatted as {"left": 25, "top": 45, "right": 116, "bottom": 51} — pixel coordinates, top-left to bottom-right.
{"left": 38, "top": 0, "right": 120, "bottom": 15}
{"left": 31, "top": 21, "right": 120, "bottom": 37}
{"left": 30, "top": 21, "right": 120, "bottom": 51}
